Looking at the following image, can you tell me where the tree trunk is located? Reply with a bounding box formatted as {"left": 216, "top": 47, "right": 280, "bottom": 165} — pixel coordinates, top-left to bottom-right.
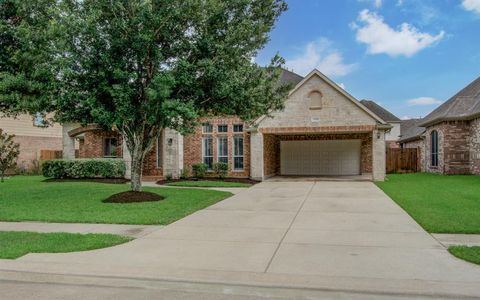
{"left": 130, "top": 144, "right": 145, "bottom": 192}
{"left": 0, "top": 170, "right": 4, "bottom": 183}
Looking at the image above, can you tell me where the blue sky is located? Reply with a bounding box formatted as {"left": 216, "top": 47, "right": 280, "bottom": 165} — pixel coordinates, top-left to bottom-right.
{"left": 255, "top": 0, "right": 480, "bottom": 119}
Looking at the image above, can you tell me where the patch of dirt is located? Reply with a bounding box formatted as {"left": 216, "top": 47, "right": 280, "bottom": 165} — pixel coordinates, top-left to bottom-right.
{"left": 157, "top": 177, "right": 259, "bottom": 185}
{"left": 102, "top": 191, "right": 164, "bottom": 203}
{"left": 44, "top": 178, "right": 129, "bottom": 184}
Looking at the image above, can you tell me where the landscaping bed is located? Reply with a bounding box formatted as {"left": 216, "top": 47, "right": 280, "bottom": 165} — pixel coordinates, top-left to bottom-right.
{"left": 0, "top": 176, "right": 232, "bottom": 225}
{"left": 157, "top": 178, "right": 257, "bottom": 188}
{"left": 0, "top": 231, "right": 131, "bottom": 259}
{"left": 376, "top": 173, "right": 480, "bottom": 234}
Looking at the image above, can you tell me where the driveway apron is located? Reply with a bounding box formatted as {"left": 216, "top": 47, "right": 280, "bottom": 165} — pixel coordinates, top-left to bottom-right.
{"left": 2, "top": 181, "right": 480, "bottom": 297}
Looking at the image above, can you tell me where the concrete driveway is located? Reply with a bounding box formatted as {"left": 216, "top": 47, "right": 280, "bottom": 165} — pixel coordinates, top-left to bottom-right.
{"left": 2, "top": 180, "right": 480, "bottom": 298}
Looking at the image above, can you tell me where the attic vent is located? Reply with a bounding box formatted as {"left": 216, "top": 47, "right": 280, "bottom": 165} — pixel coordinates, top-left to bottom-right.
{"left": 309, "top": 91, "right": 323, "bottom": 110}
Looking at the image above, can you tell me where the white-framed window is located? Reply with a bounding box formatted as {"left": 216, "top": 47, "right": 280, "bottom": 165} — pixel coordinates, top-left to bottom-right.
{"left": 202, "top": 137, "right": 213, "bottom": 169}
{"left": 217, "top": 124, "right": 228, "bottom": 133}
{"left": 233, "top": 124, "right": 243, "bottom": 133}
{"left": 217, "top": 137, "right": 228, "bottom": 164}
{"left": 103, "top": 137, "right": 118, "bottom": 157}
{"left": 202, "top": 123, "right": 213, "bottom": 133}
{"left": 156, "top": 134, "right": 163, "bottom": 168}
{"left": 431, "top": 130, "right": 439, "bottom": 167}
{"left": 33, "top": 112, "right": 46, "bottom": 127}
{"left": 233, "top": 136, "right": 244, "bottom": 170}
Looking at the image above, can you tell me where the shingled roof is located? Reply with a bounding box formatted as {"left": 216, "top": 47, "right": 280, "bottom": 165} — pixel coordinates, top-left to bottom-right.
{"left": 399, "top": 118, "right": 425, "bottom": 143}
{"left": 420, "top": 76, "right": 480, "bottom": 126}
{"left": 360, "top": 100, "right": 401, "bottom": 123}
{"left": 279, "top": 68, "right": 304, "bottom": 86}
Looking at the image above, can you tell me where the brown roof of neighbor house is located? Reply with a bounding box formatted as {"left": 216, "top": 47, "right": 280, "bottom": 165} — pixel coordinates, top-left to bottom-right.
{"left": 360, "top": 100, "right": 401, "bottom": 123}
{"left": 420, "top": 76, "right": 480, "bottom": 126}
{"left": 399, "top": 118, "right": 425, "bottom": 143}
{"left": 279, "top": 68, "right": 304, "bottom": 86}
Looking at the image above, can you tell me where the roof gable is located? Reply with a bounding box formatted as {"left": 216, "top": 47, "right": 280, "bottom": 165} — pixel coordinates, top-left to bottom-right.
{"left": 421, "top": 76, "right": 480, "bottom": 126}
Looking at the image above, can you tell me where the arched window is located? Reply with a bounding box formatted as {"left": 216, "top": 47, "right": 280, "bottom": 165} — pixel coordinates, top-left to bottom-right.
{"left": 431, "top": 130, "right": 439, "bottom": 167}
{"left": 309, "top": 91, "right": 323, "bottom": 109}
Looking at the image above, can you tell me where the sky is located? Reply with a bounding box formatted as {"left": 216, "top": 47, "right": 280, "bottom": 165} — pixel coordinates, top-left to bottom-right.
{"left": 255, "top": 0, "right": 480, "bottom": 120}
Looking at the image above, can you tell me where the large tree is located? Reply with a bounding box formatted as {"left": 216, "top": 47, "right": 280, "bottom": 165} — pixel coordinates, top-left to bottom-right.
{"left": 1, "top": 0, "right": 290, "bottom": 192}
{"left": 0, "top": 0, "right": 58, "bottom": 117}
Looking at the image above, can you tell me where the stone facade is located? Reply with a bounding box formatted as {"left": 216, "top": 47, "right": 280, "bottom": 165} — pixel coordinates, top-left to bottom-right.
{"left": 183, "top": 116, "right": 250, "bottom": 178}
{"left": 469, "top": 118, "right": 480, "bottom": 174}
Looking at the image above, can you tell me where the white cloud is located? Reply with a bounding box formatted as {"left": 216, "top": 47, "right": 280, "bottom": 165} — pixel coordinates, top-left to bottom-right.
{"left": 358, "top": 0, "right": 382, "bottom": 8}
{"left": 353, "top": 10, "right": 445, "bottom": 57}
{"left": 401, "top": 115, "right": 411, "bottom": 120}
{"left": 407, "top": 97, "right": 442, "bottom": 106}
{"left": 396, "top": 0, "right": 404, "bottom": 6}
{"left": 285, "top": 39, "right": 357, "bottom": 77}
{"left": 462, "top": 0, "right": 480, "bottom": 14}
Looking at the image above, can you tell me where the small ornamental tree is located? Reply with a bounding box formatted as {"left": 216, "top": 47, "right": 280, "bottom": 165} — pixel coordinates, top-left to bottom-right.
{"left": 0, "top": 129, "right": 20, "bottom": 182}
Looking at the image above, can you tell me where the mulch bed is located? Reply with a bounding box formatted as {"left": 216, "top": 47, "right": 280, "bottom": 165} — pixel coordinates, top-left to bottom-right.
{"left": 44, "top": 178, "right": 129, "bottom": 184}
{"left": 156, "top": 177, "right": 259, "bottom": 185}
{"left": 102, "top": 191, "right": 164, "bottom": 203}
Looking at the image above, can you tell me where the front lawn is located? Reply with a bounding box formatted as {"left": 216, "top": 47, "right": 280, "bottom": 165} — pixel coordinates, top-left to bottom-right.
{"left": 0, "top": 176, "right": 232, "bottom": 225}
{"left": 449, "top": 246, "right": 480, "bottom": 265}
{"left": 166, "top": 180, "right": 251, "bottom": 188}
{"left": 376, "top": 173, "right": 480, "bottom": 233}
{"left": 0, "top": 231, "right": 131, "bottom": 259}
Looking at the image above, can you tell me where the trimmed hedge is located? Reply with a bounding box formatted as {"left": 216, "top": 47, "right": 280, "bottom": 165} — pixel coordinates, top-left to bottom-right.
{"left": 192, "top": 163, "right": 208, "bottom": 178}
{"left": 213, "top": 162, "right": 228, "bottom": 179}
{"left": 42, "top": 159, "right": 126, "bottom": 179}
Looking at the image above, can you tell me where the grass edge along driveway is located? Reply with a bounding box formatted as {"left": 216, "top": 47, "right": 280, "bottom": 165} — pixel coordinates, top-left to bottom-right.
{"left": 376, "top": 173, "right": 480, "bottom": 234}
{"left": 0, "top": 176, "right": 232, "bottom": 225}
{"left": 0, "top": 231, "right": 131, "bottom": 259}
{"left": 166, "top": 180, "right": 251, "bottom": 188}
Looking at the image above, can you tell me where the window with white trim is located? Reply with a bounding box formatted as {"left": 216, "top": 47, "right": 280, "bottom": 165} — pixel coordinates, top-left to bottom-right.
{"left": 217, "top": 137, "right": 228, "bottom": 164}
{"left": 33, "top": 112, "right": 46, "bottom": 127}
{"left": 431, "top": 130, "right": 439, "bottom": 167}
{"left": 217, "top": 124, "right": 228, "bottom": 133}
{"left": 233, "top": 136, "right": 244, "bottom": 170}
{"left": 202, "top": 123, "right": 213, "bottom": 133}
{"left": 233, "top": 124, "right": 243, "bottom": 133}
{"left": 202, "top": 137, "right": 213, "bottom": 169}
{"left": 103, "top": 138, "right": 118, "bottom": 157}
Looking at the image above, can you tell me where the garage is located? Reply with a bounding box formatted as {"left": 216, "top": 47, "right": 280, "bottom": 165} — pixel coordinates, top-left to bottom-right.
{"left": 280, "top": 139, "right": 361, "bottom": 176}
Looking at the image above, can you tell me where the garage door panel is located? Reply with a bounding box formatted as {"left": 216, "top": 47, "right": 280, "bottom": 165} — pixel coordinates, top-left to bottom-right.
{"left": 280, "top": 140, "right": 361, "bottom": 176}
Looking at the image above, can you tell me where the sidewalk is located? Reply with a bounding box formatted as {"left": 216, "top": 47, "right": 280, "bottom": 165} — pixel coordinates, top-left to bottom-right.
{"left": 433, "top": 233, "right": 480, "bottom": 247}
{"left": 0, "top": 222, "right": 162, "bottom": 238}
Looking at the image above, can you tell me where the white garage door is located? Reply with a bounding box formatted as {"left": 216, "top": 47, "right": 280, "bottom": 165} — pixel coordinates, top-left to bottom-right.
{"left": 280, "top": 140, "right": 361, "bottom": 176}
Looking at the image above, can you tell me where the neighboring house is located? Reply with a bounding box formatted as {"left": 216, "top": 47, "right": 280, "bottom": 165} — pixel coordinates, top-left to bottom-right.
{"left": 0, "top": 113, "right": 63, "bottom": 172}
{"left": 400, "top": 76, "right": 480, "bottom": 174}
{"left": 360, "top": 100, "right": 401, "bottom": 148}
{"left": 63, "top": 69, "right": 391, "bottom": 181}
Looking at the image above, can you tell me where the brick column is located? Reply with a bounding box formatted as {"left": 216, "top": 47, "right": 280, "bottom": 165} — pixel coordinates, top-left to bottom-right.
{"left": 372, "top": 129, "right": 386, "bottom": 181}
{"left": 250, "top": 130, "right": 264, "bottom": 181}
{"left": 62, "top": 123, "right": 77, "bottom": 159}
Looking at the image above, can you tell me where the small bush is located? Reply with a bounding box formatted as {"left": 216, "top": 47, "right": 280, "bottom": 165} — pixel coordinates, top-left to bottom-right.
{"left": 192, "top": 163, "right": 208, "bottom": 178}
{"left": 213, "top": 162, "right": 228, "bottom": 179}
{"left": 42, "top": 159, "right": 126, "bottom": 179}
{"left": 180, "top": 168, "right": 190, "bottom": 179}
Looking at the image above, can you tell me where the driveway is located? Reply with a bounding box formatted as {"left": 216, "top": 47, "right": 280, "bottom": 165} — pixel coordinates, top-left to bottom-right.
{"left": 1, "top": 181, "right": 480, "bottom": 298}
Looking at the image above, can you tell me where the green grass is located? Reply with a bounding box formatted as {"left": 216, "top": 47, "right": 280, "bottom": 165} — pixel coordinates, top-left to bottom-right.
{"left": 376, "top": 173, "right": 480, "bottom": 233}
{"left": 167, "top": 180, "right": 251, "bottom": 188}
{"left": 0, "top": 231, "right": 131, "bottom": 259}
{"left": 0, "top": 176, "right": 232, "bottom": 225}
{"left": 449, "top": 246, "right": 480, "bottom": 265}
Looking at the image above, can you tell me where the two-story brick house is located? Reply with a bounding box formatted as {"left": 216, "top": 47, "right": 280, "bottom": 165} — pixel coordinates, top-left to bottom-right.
{"left": 63, "top": 69, "right": 391, "bottom": 181}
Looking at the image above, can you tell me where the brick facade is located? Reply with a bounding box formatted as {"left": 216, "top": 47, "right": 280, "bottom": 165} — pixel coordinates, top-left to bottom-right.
{"left": 183, "top": 116, "right": 250, "bottom": 178}
{"left": 78, "top": 130, "right": 123, "bottom": 158}
{"left": 262, "top": 132, "right": 373, "bottom": 177}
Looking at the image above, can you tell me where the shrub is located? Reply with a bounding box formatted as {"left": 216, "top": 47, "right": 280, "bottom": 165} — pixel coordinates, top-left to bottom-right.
{"left": 0, "top": 129, "right": 20, "bottom": 182}
{"left": 180, "top": 168, "right": 190, "bottom": 179}
{"left": 42, "top": 159, "right": 126, "bottom": 179}
{"left": 213, "top": 162, "right": 228, "bottom": 179}
{"left": 192, "top": 163, "right": 208, "bottom": 178}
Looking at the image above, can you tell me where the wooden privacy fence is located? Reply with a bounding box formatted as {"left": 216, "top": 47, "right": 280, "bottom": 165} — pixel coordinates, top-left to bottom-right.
{"left": 386, "top": 147, "right": 420, "bottom": 174}
{"left": 39, "top": 150, "right": 63, "bottom": 161}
